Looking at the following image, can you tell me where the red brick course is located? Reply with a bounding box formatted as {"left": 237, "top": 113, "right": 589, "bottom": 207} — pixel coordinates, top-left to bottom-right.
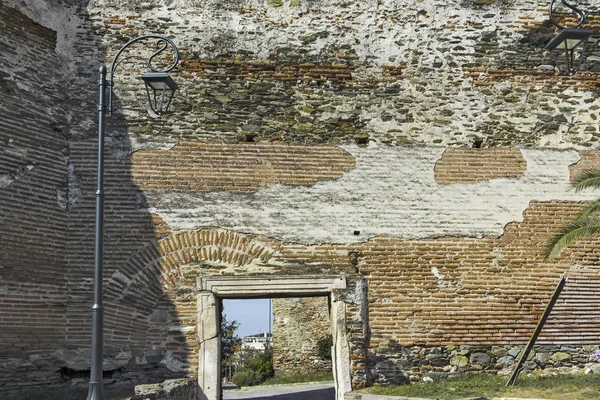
{"left": 434, "top": 148, "right": 527, "bottom": 185}
{"left": 569, "top": 151, "right": 600, "bottom": 182}
{"left": 130, "top": 141, "right": 355, "bottom": 192}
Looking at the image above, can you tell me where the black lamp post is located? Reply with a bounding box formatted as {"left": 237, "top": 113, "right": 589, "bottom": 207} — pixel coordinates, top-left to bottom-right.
{"left": 87, "top": 35, "right": 179, "bottom": 400}
{"left": 545, "top": 0, "right": 593, "bottom": 75}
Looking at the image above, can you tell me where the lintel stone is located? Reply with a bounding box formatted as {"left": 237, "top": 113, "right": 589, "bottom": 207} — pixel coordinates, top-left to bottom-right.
{"left": 197, "top": 275, "right": 347, "bottom": 298}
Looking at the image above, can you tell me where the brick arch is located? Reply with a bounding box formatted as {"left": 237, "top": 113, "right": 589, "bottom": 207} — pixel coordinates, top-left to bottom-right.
{"left": 103, "top": 229, "right": 275, "bottom": 343}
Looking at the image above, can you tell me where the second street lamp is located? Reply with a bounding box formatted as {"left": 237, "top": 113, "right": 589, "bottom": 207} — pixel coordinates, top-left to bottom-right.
{"left": 87, "top": 35, "right": 179, "bottom": 400}
{"left": 544, "top": 0, "right": 593, "bottom": 75}
{"left": 545, "top": 28, "right": 593, "bottom": 75}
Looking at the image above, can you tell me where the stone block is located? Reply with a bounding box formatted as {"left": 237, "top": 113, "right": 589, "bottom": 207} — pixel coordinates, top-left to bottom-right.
{"left": 131, "top": 378, "right": 197, "bottom": 400}
{"left": 551, "top": 352, "right": 571, "bottom": 362}
{"left": 497, "top": 356, "right": 515, "bottom": 367}
{"left": 450, "top": 356, "right": 469, "bottom": 367}
{"left": 490, "top": 346, "right": 508, "bottom": 358}
{"left": 469, "top": 352, "right": 491, "bottom": 366}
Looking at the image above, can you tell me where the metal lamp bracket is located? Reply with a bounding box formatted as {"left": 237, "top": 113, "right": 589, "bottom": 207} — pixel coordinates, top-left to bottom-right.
{"left": 107, "top": 35, "right": 179, "bottom": 116}
{"left": 549, "top": 0, "right": 586, "bottom": 29}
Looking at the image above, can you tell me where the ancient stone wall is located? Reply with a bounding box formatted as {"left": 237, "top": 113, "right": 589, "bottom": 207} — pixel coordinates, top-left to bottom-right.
{"left": 3, "top": 0, "right": 600, "bottom": 393}
{"left": 272, "top": 297, "right": 332, "bottom": 375}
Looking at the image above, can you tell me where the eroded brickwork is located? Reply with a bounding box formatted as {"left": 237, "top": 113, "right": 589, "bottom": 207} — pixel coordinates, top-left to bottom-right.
{"left": 569, "top": 150, "right": 600, "bottom": 181}
{"left": 131, "top": 141, "right": 355, "bottom": 192}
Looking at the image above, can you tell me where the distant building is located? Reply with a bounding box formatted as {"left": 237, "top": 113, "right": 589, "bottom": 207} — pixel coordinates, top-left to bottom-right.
{"left": 241, "top": 332, "right": 272, "bottom": 350}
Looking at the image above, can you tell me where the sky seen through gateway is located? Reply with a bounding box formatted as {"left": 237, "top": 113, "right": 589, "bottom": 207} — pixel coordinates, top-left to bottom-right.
{"left": 222, "top": 298, "right": 273, "bottom": 338}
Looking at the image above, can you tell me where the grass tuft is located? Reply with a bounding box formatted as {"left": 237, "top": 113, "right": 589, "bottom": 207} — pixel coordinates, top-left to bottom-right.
{"left": 359, "top": 372, "right": 600, "bottom": 400}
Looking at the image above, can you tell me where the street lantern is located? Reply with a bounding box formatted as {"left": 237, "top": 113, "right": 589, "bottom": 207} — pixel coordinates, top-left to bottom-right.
{"left": 141, "top": 72, "right": 179, "bottom": 114}
{"left": 545, "top": 27, "right": 593, "bottom": 75}
{"left": 87, "top": 35, "right": 179, "bottom": 400}
{"left": 545, "top": 0, "right": 594, "bottom": 75}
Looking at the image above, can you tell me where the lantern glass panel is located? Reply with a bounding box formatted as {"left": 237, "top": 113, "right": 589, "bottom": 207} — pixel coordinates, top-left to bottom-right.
{"left": 565, "top": 38, "right": 584, "bottom": 50}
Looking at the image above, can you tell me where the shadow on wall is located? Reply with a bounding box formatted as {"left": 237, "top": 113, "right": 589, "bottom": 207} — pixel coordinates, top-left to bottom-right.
{"left": 0, "top": 0, "right": 77, "bottom": 390}
{"left": 0, "top": 0, "right": 191, "bottom": 392}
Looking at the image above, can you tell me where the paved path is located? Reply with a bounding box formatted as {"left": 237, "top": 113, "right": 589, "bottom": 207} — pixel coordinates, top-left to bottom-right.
{"left": 223, "top": 382, "right": 335, "bottom": 400}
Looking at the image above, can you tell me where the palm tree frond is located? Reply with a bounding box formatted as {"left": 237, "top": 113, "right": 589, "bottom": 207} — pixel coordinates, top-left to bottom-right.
{"left": 545, "top": 216, "right": 600, "bottom": 260}
{"left": 575, "top": 200, "right": 600, "bottom": 221}
{"left": 571, "top": 169, "right": 600, "bottom": 192}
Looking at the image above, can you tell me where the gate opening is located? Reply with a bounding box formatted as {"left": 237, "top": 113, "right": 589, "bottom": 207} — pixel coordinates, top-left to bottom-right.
{"left": 197, "top": 276, "right": 351, "bottom": 400}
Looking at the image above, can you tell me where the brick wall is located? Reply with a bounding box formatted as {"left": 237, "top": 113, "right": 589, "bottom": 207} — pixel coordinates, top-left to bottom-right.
{"left": 361, "top": 200, "right": 599, "bottom": 348}
{"left": 434, "top": 148, "right": 527, "bottom": 185}
{"left": 569, "top": 150, "right": 600, "bottom": 180}
{"left": 362, "top": 200, "right": 600, "bottom": 382}
{"left": 0, "top": 2, "right": 70, "bottom": 389}
{"left": 130, "top": 141, "right": 355, "bottom": 192}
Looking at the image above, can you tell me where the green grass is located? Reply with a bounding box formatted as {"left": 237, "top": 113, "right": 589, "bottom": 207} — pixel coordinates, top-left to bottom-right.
{"left": 359, "top": 372, "right": 600, "bottom": 400}
{"left": 260, "top": 371, "right": 334, "bottom": 386}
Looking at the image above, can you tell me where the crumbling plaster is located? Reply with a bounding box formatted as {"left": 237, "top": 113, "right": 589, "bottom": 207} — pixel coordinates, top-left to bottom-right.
{"left": 5, "top": 0, "right": 84, "bottom": 60}
{"left": 144, "top": 145, "right": 595, "bottom": 245}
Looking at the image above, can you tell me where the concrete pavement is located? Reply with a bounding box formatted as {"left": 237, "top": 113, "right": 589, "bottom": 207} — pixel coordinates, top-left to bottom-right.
{"left": 222, "top": 383, "right": 550, "bottom": 400}
{"left": 223, "top": 382, "right": 335, "bottom": 400}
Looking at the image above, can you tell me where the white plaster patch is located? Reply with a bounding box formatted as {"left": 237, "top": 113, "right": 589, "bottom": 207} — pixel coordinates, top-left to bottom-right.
{"left": 0, "top": 174, "right": 14, "bottom": 189}
{"left": 0, "top": 164, "right": 35, "bottom": 189}
{"left": 431, "top": 267, "right": 444, "bottom": 280}
{"left": 160, "top": 351, "right": 188, "bottom": 373}
{"left": 145, "top": 144, "right": 593, "bottom": 245}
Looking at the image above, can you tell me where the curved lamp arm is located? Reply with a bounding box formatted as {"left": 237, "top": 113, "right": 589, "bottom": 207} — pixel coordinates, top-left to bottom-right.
{"left": 549, "top": 0, "right": 586, "bottom": 29}
{"left": 107, "top": 35, "right": 179, "bottom": 115}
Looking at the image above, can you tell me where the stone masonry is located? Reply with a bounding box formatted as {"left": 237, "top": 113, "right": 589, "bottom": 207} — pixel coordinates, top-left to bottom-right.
{"left": 3, "top": 0, "right": 600, "bottom": 396}
{"left": 272, "top": 297, "right": 333, "bottom": 375}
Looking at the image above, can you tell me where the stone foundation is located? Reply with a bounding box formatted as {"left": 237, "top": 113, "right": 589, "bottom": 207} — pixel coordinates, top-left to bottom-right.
{"left": 369, "top": 344, "right": 600, "bottom": 385}
{"left": 0, "top": 345, "right": 186, "bottom": 391}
